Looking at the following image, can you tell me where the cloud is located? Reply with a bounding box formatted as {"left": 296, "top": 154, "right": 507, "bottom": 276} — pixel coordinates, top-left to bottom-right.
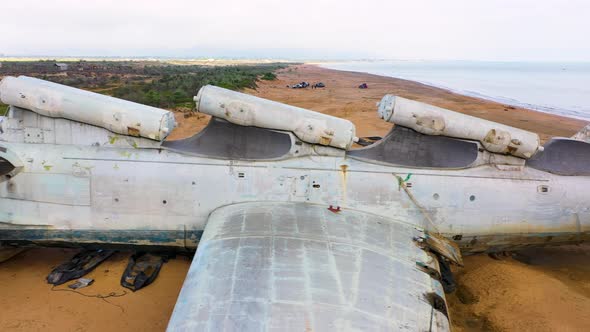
{"left": 1, "top": 0, "right": 589, "bottom": 61}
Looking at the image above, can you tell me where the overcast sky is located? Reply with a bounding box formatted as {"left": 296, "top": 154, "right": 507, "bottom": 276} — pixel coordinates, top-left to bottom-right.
{"left": 1, "top": 0, "right": 589, "bottom": 61}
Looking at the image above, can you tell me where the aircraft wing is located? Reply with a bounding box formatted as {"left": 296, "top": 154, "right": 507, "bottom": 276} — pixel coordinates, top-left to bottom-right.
{"left": 167, "top": 202, "right": 451, "bottom": 331}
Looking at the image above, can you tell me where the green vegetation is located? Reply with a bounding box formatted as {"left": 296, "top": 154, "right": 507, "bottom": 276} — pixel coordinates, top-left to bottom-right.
{"left": 0, "top": 103, "right": 7, "bottom": 116}
{"left": 260, "top": 72, "right": 277, "bottom": 80}
{"left": 112, "top": 65, "right": 284, "bottom": 108}
{"left": 0, "top": 61, "right": 287, "bottom": 109}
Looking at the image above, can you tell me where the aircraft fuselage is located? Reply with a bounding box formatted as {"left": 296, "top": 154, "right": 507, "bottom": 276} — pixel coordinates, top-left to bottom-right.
{"left": 1, "top": 140, "right": 588, "bottom": 254}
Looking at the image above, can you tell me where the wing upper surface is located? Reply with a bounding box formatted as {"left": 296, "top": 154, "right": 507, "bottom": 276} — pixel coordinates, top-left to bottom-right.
{"left": 168, "top": 202, "right": 450, "bottom": 331}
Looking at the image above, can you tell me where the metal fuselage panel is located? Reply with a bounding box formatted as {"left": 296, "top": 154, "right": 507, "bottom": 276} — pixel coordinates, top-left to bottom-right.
{"left": 0, "top": 140, "right": 588, "bottom": 253}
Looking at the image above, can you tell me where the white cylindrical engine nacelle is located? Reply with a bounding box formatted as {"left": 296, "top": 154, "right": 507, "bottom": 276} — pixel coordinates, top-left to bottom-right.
{"left": 0, "top": 76, "right": 176, "bottom": 141}
{"left": 378, "top": 95, "right": 541, "bottom": 159}
{"left": 195, "top": 85, "right": 357, "bottom": 150}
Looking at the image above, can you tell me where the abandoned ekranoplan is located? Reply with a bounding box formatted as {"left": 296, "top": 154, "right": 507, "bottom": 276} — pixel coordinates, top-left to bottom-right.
{"left": 0, "top": 76, "right": 588, "bottom": 331}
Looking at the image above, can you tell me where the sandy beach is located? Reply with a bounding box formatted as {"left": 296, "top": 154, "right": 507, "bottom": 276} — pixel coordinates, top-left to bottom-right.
{"left": 1, "top": 64, "right": 589, "bottom": 331}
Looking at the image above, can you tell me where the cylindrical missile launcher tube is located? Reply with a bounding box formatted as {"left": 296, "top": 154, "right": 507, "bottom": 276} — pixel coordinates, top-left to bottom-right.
{"left": 0, "top": 76, "right": 176, "bottom": 141}
{"left": 378, "top": 95, "right": 541, "bottom": 159}
{"left": 195, "top": 85, "right": 357, "bottom": 150}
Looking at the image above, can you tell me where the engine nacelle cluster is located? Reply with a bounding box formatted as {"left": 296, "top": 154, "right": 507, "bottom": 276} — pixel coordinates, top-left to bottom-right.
{"left": 195, "top": 85, "right": 357, "bottom": 150}
{"left": 0, "top": 76, "right": 176, "bottom": 141}
{"left": 378, "top": 95, "right": 541, "bottom": 159}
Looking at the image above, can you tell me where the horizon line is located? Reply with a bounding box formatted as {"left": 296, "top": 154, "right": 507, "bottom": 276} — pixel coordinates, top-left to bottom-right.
{"left": 1, "top": 55, "right": 589, "bottom": 63}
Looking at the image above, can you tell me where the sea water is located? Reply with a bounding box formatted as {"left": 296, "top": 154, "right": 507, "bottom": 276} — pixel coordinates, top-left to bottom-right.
{"left": 320, "top": 60, "right": 590, "bottom": 121}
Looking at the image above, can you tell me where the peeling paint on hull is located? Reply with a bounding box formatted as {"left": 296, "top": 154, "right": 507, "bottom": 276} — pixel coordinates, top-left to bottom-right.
{"left": 456, "top": 231, "right": 590, "bottom": 254}
{"left": 2, "top": 228, "right": 587, "bottom": 255}
{"left": 0, "top": 229, "right": 203, "bottom": 250}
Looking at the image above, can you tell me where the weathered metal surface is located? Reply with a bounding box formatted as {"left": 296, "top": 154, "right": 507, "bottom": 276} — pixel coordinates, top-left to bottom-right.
{"left": 0, "top": 103, "right": 588, "bottom": 253}
{"left": 456, "top": 229, "right": 590, "bottom": 254}
{"left": 349, "top": 126, "right": 479, "bottom": 168}
{"left": 195, "top": 85, "right": 357, "bottom": 149}
{"left": 377, "top": 95, "right": 541, "bottom": 158}
{"left": 24, "top": 127, "right": 43, "bottom": 143}
{"left": 168, "top": 202, "right": 448, "bottom": 331}
{"left": 0, "top": 76, "right": 176, "bottom": 141}
{"left": 0, "top": 173, "right": 90, "bottom": 206}
{"left": 0, "top": 229, "right": 201, "bottom": 248}
{"left": 162, "top": 118, "right": 292, "bottom": 160}
{"left": 1, "top": 106, "right": 162, "bottom": 148}
{"left": 526, "top": 138, "right": 590, "bottom": 176}
{"left": 0, "top": 78, "right": 588, "bottom": 331}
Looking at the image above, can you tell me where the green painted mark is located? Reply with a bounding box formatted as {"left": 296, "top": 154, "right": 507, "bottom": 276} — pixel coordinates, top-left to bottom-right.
{"left": 394, "top": 173, "right": 413, "bottom": 190}
{"left": 396, "top": 175, "right": 403, "bottom": 188}
{"left": 119, "top": 151, "right": 132, "bottom": 158}
{"left": 109, "top": 136, "right": 119, "bottom": 144}
{"left": 41, "top": 160, "right": 52, "bottom": 171}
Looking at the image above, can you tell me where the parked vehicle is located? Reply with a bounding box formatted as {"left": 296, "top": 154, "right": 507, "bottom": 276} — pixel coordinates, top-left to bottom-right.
{"left": 291, "top": 81, "right": 310, "bottom": 88}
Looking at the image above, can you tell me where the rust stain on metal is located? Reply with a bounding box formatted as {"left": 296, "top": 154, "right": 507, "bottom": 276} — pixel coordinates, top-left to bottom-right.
{"left": 423, "top": 232, "right": 464, "bottom": 266}
{"left": 483, "top": 129, "right": 497, "bottom": 144}
{"left": 484, "top": 129, "right": 510, "bottom": 145}
{"left": 304, "top": 315, "right": 312, "bottom": 332}
{"left": 340, "top": 164, "right": 348, "bottom": 174}
{"left": 506, "top": 145, "right": 517, "bottom": 154}
{"left": 319, "top": 136, "right": 332, "bottom": 145}
{"left": 127, "top": 126, "right": 140, "bottom": 137}
{"left": 340, "top": 164, "right": 348, "bottom": 203}
{"left": 459, "top": 231, "right": 590, "bottom": 254}
{"left": 415, "top": 115, "right": 445, "bottom": 133}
